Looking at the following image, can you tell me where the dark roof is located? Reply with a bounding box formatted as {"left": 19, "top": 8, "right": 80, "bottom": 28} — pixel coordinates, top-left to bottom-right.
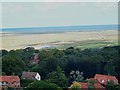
{"left": 21, "top": 72, "right": 38, "bottom": 80}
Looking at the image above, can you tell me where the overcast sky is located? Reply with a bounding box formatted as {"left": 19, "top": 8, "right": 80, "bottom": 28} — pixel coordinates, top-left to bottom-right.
{"left": 1, "top": 2, "right": 118, "bottom": 28}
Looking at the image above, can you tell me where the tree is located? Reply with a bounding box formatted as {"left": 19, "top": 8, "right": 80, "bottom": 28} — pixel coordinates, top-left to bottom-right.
{"left": 87, "top": 80, "right": 96, "bottom": 90}
{"left": 69, "top": 70, "right": 84, "bottom": 83}
{"left": 104, "top": 61, "right": 115, "bottom": 75}
{"left": 106, "top": 80, "right": 116, "bottom": 90}
{"left": 117, "top": 84, "right": 120, "bottom": 90}
{"left": 37, "top": 55, "right": 58, "bottom": 79}
{"left": 20, "top": 79, "right": 34, "bottom": 87}
{"left": 0, "top": 49, "right": 8, "bottom": 56}
{"left": 27, "top": 80, "right": 62, "bottom": 90}
{"left": 87, "top": 83, "right": 95, "bottom": 90}
{"left": 47, "top": 66, "right": 68, "bottom": 87}
{"left": 2, "top": 55, "right": 25, "bottom": 75}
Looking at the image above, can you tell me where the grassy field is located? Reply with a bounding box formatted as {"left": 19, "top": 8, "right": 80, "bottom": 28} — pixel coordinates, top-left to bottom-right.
{"left": 57, "top": 40, "right": 118, "bottom": 50}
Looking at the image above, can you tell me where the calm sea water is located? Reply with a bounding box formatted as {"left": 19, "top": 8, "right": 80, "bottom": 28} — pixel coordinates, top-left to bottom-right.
{"left": 1, "top": 24, "right": 119, "bottom": 33}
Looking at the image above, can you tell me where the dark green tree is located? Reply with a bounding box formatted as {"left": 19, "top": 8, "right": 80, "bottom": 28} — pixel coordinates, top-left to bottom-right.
{"left": 2, "top": 55, "right": 25, "bottom": 75}
{"left": 47, "top": 66, "right": 68, "bottom": 87}
{"left": 27, "top": 80, "right": 62, "bottom": 90}
{"left": 106, "top": 80, "right": 116, "bottom": 90}
{"left": 69, "top": 70, "right": 84, "bottom": 83}
{"left": 0, "top": 49, "right": 8, "bottom": 56}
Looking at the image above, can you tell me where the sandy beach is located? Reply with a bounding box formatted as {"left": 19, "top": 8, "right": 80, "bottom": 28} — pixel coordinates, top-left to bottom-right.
{"left": 1, "top": 30, "right": 118, "bottom": 50}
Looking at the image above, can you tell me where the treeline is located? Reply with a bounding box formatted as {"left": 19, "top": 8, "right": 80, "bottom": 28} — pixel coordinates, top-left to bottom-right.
{"left": 1, "top": 45, "right": 120, "bottom": 87}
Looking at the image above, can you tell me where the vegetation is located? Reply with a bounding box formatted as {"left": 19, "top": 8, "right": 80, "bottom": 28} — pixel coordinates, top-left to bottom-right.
{"left": 69, "top": 81, "right": 81, "bottom": 90}
{"left": 106, "top": 80, "right": 116, "bottom": 90}
{"left": 20, "top": 79, "right": 34, "bottom": 87}
{"left": 1, "top": 45, "right": 120, "bottom": 89}
{"left": 47, "top": 66, "right": 68, "bottom": 87}
{"left": 27, "top": 80, "right": 62, "bottom": 90}
{"left": 57, "top": 40, "right": 118, "bottom": 50}
{"left": 69, "top": 70, "right": 84, "bottom": 83}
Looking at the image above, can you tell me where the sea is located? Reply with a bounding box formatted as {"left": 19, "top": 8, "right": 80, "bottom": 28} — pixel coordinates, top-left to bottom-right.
{"left": 1, "top": 24, "right": 119, "bottom": 34}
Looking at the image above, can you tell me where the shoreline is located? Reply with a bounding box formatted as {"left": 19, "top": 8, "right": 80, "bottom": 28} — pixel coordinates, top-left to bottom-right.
{"left": 1, "top": 30, "right": 118, "bottom": 50}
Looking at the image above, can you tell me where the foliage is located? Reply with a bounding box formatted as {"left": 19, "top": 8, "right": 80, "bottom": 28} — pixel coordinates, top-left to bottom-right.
{"left": 1, "top": 45, "right": 120, "bottom": 88}
{"left": 69, "top": 81, "right": 81, "bottom": 90}
{"left": 106, "top": 80, "right": 116, "bottom": 90}
{"left": 88, "top": 80, "right": 97, "bottom": 85}
{"left": 0, "top": 49, "right": 8, "bottom": 56}
{"left": 27, "top": 80, "right": 62, "bottom": 90}
{"left": 117, "top": 84, "right": 120, "bottom": 90}
{"left": 87, "top": 84, "right": 95, "bottom": 90}
{"left": 47, "top": 66, "right": 68, "bottom": 87}
{"left": 20, "top": 79, "right": 34, "bottom": 87}
{"left": 2, "top": 54, "right": 25, "bottom": 75}
{"left": 69, "top": 70, "right": 84, "bottom": 83}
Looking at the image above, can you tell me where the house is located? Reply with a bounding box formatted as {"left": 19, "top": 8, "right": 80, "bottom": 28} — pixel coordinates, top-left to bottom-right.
{"left": 79, "top": 82, "right": 88, "bottom": 90}
{"left": 94, "top": 74, "right": 118, "bottom": 85}
{"left": 0, "top": 76, "right": 20, "bottom": 88}
{"left": 69, "top": 74, "right": 118, "bottom": 90}
{"left": 70, "top": 81, "right": 105, "bottom": 90}
{"left": 21, "top": 71, "right": 41, "bottom": 81}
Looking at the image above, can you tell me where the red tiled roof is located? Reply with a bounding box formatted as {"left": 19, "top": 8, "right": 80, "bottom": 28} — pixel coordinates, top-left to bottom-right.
{"left": 79, "top": 82, "right": 105, "bottom": 90}
{"left": 80, "top": 82, "right": 88, "bottom": 90}
{"left": 0, "top": 76, "right": 20, "bottom": 83}
{"left": 94, "top": 74, "right": 118, "bottom": 85}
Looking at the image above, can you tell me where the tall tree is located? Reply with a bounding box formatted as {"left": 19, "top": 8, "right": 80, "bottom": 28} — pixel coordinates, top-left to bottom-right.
{"left": 2, "top": 55, "right": 25, "bottom": 75}
{"left": 47, "top": 66, "right": 68, "bottom": 87}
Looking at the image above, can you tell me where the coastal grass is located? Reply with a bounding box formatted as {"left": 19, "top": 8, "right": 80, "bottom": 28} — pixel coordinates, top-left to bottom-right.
{"left": 57, "top": 40, "right": 118, "bottom": 50}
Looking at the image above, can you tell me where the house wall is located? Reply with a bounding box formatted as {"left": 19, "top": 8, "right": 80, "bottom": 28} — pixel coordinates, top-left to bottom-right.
{"left": 35, "top": 73, "right": 41, "bottom": 80}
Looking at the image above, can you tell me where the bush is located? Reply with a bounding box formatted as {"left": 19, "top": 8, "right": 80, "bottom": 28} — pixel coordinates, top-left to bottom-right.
{"left": 20, "top": 79, "right": 34, "bottom": 87}
{"left": 27, "top": 80, "right": 62, "bottom": 90}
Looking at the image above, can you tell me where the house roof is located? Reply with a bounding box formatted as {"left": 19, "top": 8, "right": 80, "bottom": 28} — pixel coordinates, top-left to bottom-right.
{"left": 94, "top": 74, "right": 118, "bottom": 85}
{"left": 0, "top": 76, "right": 20, "bottom": 83}
{"left": 79, "top": 82, "right": 88, "bottom": 89}
{"left": 21, "top": 71, "right": 38, "bottom": 80}
{"left": 79, "top": 82, "right": 105, "bottom": 90}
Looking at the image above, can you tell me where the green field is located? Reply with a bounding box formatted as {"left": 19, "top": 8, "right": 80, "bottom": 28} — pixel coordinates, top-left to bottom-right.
{"left": 57, "top": 40, "right": 118, "bottom": 50}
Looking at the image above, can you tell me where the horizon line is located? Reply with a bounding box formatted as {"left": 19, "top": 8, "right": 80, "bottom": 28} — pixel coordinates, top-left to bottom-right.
{"left": 1, "top": 24, "right": 119, "bottom": 30}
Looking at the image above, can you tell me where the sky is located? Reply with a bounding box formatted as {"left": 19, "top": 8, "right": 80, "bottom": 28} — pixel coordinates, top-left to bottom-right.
{"left": 1, "top": 1, "right": 118, "bottom": 28}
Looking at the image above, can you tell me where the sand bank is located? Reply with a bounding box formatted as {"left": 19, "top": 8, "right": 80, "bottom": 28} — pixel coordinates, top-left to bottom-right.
{"left": 1, "top": 30, "right": 118, "bottom": 50}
